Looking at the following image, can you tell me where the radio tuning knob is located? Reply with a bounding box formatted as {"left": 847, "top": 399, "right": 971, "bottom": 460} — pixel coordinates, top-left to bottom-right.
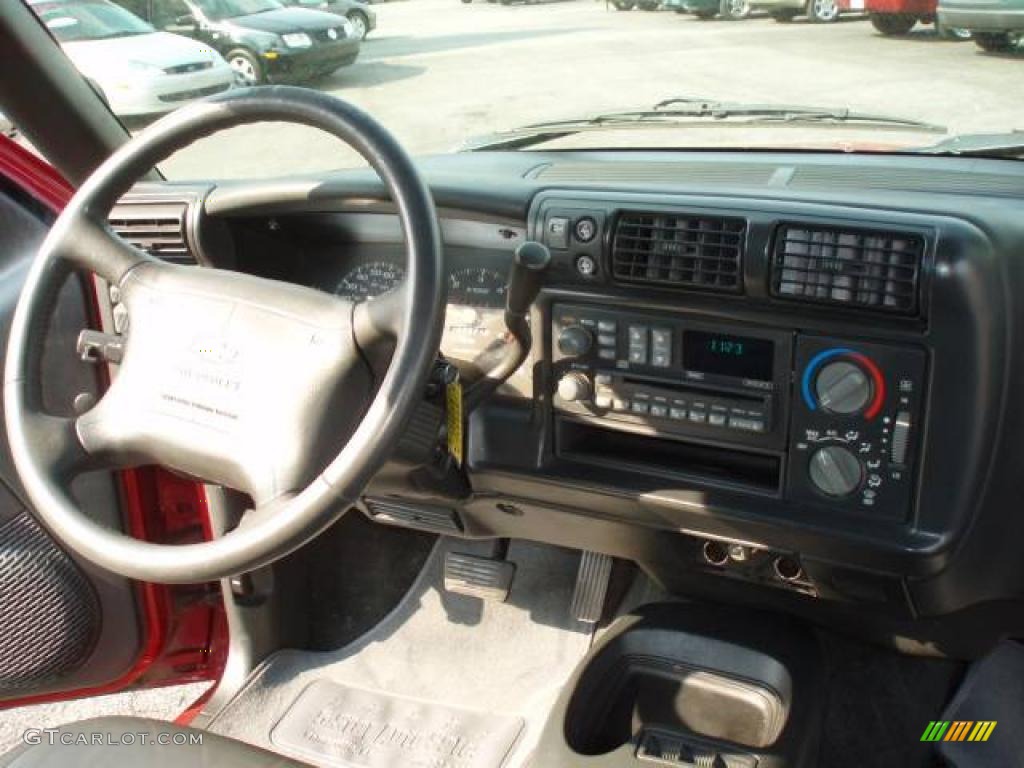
{"left": 815, "top": 360, "right": 872, "bottom": 415}
{"left": 808, "top": 445, "right": 863, "bottom": 498}
{"left": 557, "top": 325, "right": 593, "bottom": 358}
{"left": 557, "top": 372, "right": 591, "bottom": 402}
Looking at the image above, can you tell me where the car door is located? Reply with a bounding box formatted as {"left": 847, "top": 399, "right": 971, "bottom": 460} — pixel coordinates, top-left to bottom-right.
{"left": 0, "top": 133, "right": 225, "bottom": 715}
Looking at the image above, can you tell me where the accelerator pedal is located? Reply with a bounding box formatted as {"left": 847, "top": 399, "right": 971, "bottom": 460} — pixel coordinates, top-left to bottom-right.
{"left": 444, "top": 549, "right": 516, "bottom": 602}
{"left": 570, "top": 550, "right": 613, "bottom": 624}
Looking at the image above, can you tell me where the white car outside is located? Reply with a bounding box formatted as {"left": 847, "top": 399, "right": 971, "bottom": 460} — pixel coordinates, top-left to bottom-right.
{"left": 35, "top": 0, "right": 234, "bottom": 117}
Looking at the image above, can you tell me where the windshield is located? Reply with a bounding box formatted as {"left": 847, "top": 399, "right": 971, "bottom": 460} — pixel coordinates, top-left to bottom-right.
{"left": 191, "top": 0, "right": 283, "bottom": 19}
{"left": 37, "top": 2, "right": 153, "bottom": 42}
{"left": 13, "top": 0, "right": 1024, "bottom": 177}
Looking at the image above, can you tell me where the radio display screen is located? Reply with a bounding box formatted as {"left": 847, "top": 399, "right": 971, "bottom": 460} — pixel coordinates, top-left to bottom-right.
{"left": 683, "top": 331, "right": 774, "bottom": 381}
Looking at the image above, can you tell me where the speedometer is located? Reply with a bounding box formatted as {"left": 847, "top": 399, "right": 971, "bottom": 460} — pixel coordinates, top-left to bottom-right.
{"left": 449, "top": 267, "right": 507, "bottom": 308}
{"left": 335, "top": 261, "right": 405, "bottom": 301}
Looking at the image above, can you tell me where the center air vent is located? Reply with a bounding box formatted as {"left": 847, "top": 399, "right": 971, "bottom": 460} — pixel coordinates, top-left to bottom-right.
{"left": 611, "top": 212, "right": 745, "bottom": 293}
{"left": 771, "top": 224, "right": 923, "bottom": 315}
{"left": 108, "top": 201, "right": 193, "bottom": 263}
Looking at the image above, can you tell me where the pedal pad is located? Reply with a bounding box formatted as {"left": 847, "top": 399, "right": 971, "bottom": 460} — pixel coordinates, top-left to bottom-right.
{"left": 444, "top": 552, "right": 516, "bottom": 602}
{"left": 570, "top": 551, "right": 613, "bottom": 624}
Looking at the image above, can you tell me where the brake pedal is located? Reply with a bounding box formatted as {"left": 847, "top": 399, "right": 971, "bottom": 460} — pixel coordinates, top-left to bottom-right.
{"left": 570, "top": 551, "right": 613, "bottom": 624}
{"left": 444, "top": 551, "right": 516, "bottom": 602}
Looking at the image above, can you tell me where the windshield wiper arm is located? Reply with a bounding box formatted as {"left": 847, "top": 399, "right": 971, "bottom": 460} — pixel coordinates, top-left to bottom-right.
{"left": 916, "top": 131, "right": 1024, "bottom": 158}
{"left": 462, "top": 98, "right": 945, "bottom": 152}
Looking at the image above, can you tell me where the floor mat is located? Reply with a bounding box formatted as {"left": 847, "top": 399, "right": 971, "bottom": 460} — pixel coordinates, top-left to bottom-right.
{"left": 208, "top": 538, "right": 595, "bottom": 767}
{"left": 271, "top": 679, "right": 523, "bottom": 768}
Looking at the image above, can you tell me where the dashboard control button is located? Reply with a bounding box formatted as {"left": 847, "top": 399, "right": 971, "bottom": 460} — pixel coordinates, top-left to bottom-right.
{"left": 651, "top": 328, "right": 672, "bottom": 349}
{"left": 651, "top": 351, "right": 670, "bottom": 367}
{"left": 628, "top": 325, "right": 648, "bottom": 344}
{"left": 669, "top": 407, "right": 687, "bottom": 420}
{"left": 575, "top": 254, "right": 597, "bottom": 277}
{"left": 546, "top": 217, "right": 569, "bottom": 249}
{"left": 815, "top": 360, "right": 872, "bottom": 416}
{"left": 891, "top": 410, "right": 912, "bottom": 466}
{"left": 594, "top": 373, "right": 612, "bottom": 386}
{"left": 628, "top": 348, "right": 647, "bottom": 364}
{"left": 728, "top": 417, "right": 766, "bottom": 432}
{"left": 688, "top": 410, "right": 708, "bottom": 423}
{"left": 598, "top": 349, "right": 616, "bottom": 360}
{"left": 594, "top": 394, "right": 612, "bottom": 409}
{"left": 650, "top": 404, "right": 668, "bottom": 418}
{"left": 809, "top": 446, "right": 863, "bottom": 498}
{"left": 631, "top": 401, "right": 650, "bottom": 415}
{"left": 574, "top": 217, "right": 597, "bottom": 243}
{"left": 613, "top": 399, "right": 629, "bottom": 411}
{"left": 709, "top": 413, "right": 727, "bottom": 427}
{"left": 597, "top": 320, "right": 617, "bottom": 333}
{"left": 557, "top": 326, "right": 593, "bottom": 358}
{"left": 557, "top": 372, "right": 591, "bottom": 402}
{"left": 598, "top": 333, "right": 616, "bottom": 348}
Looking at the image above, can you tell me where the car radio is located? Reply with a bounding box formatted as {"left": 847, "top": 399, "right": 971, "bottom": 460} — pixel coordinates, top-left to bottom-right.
{"left": 551, "top": 303, "right": 792, "bottom": 451}
{"left": 551, "top": 303, "right": 927, "bottom": 520}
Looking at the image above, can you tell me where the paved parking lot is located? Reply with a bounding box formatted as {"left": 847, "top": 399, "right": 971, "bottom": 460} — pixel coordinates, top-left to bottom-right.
{"left": 162, "top": 0, "right": 1022, "bottom": 179}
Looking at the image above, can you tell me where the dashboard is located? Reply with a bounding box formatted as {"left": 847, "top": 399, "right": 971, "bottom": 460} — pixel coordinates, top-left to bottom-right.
{"left": 111, "top": 149, "right": 1024, "bottom": 652}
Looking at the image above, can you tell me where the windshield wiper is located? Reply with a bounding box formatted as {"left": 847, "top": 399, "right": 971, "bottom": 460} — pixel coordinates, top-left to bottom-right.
{"left": 462, "top": 97, "right": 945, "bottom": 151}
{"left": 916, "top": 131, "right": 1024, "bottom": 159}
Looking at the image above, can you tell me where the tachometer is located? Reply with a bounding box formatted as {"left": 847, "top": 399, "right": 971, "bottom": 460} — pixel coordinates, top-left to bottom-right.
{"left": 449, "top": 267, "right": 507, "bottom": 308}
{"left": 335, "top": 261, "right": 405, "bottom": 301}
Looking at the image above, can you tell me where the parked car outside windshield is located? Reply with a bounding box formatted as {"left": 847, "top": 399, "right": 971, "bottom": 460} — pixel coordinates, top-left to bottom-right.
{"left": 279, "top": 0, "right": 376, "bottom": 40}
{"left": 113, "top": 0, "right": 361, "bottom": 85}
{"left": 32, "top": 0, "right": 233, "bottom": 117}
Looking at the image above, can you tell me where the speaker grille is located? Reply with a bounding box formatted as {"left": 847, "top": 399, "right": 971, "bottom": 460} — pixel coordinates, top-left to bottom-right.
{"left": 0, "top": 512, "right": 100, "bottom": 691}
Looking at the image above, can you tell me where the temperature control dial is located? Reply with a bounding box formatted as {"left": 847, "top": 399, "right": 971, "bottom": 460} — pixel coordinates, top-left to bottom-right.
{"left": 802, "top": 348, "right": 886, "bottom": 420}
{"left": 808, "top": 446, "right": 863, "bottom": 498}
{"left": 815, "top": 360, "right": 871, "bottom": 415}
{"left": 557, "top": 326, "right": 593, "bottom": 358}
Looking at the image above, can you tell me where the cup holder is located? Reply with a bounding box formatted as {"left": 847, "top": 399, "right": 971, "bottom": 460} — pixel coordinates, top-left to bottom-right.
{"left": 540, "top": 603, "right": 823, "bottom": 768}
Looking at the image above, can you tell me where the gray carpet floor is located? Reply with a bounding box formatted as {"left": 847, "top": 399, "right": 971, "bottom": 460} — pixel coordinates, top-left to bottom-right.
{"left": 208, "top": 538, "right": 596, "bottom": 767}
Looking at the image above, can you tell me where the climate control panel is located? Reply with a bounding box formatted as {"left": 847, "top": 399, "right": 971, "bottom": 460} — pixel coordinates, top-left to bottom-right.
{"left": 787, "top": 337, "right": 926, "bottom": 520}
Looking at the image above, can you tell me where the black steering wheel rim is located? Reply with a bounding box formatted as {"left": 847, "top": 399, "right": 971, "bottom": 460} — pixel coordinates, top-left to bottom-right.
{"left": 4, "top": 87, "right": 445, "bottom": 583}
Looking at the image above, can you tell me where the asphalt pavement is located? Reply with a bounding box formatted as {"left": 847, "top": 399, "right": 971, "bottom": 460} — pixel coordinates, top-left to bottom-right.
{"left": 160, "top": 0, "right": 1024, "bottom": 179}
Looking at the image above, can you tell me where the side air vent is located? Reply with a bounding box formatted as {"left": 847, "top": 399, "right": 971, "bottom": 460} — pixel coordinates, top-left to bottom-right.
{"left": 771, "top": 224, "right": 924, "bottom": 314}
{"left": 108, "top": 201, "right": 193, "bottom": 263}
{"left": 611, "top": 212, "right": 745, "bottom": 293}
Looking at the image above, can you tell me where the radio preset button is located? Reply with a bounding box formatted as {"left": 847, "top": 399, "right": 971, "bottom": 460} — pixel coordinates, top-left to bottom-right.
{"left": 688, "top": 410, "right": 708, "bottom": 423}
{"left": 651, "top": 352, "right": 670, "bottom": 368}
{"left": 597, "top": 320, "right": 617, "bottom": 333}
{"left": 598, "top": 349, "right": 616, "bottom": 360}
{"left": 598, "top": 333, "right": 616, "bottom": 347}
{"left": 629, "top": 348, "right": 647, "bottom": 364}
{"left": 613, "top": 399, "right": 629, "bottom": 411}
{"left": 631, "top": 401, "right": 650, "bottom": 415}
{"left": 650, "top": 404, "right": 668, "bottom": 418}
{"left": 669, "top": 407, "right": 687, "bottom": 420}
{"left": 709, "top": 413, "right": 727, "bottom": 427}
{"left": 729, "top": 416, "right": 766, "bottom": 433}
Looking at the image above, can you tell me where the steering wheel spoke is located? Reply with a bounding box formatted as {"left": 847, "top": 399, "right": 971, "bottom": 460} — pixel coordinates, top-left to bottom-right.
{"left": 23, "top": 411, "right": 99, "bottom": 483}
{"left": 53, "top": 211, "right": 155, "bottom": 285}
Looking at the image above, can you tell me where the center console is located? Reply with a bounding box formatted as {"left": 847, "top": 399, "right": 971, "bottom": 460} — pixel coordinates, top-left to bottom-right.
{"left": 552, "top": 304, "right": 927, "bottom": 522}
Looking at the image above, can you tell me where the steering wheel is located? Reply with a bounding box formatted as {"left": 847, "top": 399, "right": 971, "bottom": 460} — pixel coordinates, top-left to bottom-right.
{"left": 4, "top": 87, "right": 445, "bottom": 584}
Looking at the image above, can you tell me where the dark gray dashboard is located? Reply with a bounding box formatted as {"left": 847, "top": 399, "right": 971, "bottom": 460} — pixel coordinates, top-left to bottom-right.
{"left": 114, "top": 150, "right": 1024, "bottom": 653}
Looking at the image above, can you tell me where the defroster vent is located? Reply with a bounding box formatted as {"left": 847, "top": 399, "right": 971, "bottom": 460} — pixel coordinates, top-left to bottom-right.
{"left": 108, "top": 201, "right": 193, "bottom": 262}
{"left": 611, "top": 212, "right": 745, "bottom": 292}
{"left": 771, "top": 224, "right": 923, "bottom": 314}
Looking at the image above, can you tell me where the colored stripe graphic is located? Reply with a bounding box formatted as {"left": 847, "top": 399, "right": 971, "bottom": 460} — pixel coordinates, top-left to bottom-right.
{"left": 921, "top": 721, "right": 996, "bottom": 742}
